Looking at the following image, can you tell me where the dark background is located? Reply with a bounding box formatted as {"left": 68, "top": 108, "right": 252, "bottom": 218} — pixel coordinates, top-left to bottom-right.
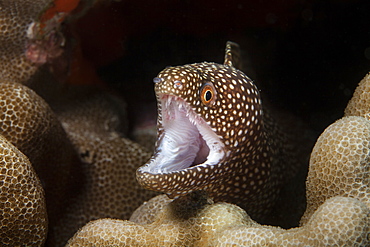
{"left": 73, "top": 0, "right": 370, "bottom": 137}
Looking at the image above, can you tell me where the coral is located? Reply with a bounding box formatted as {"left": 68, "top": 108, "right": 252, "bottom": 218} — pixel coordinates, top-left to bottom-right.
{"left": 0, "top": 134, "right": 48, "bottom": 246}
{"left": 214, "top": 196, "right": 369, "bottom": 246}
{"left": 301, "top": 116, "right": 370, "bottom": 224}
{"left": 344, "top": 72, "right": 370, "bottom": 118}
{"left": 0, "top": 1, "right": 158, "bottom": 245}
{"left": 0, "top": 0, "right": 53, "bottom": 83}
{"left": 0, "top": 9, "right": 158, "bottom": 242}
{"left": 66, "top": 194, "right": 369, "bottom": 246}
{"left": 0, "top": 80, "right": 80, "bottom": 216}
{"left": 0, "top": 4, "right": 158, "bottom": 242}
{"left": 44, "top": 87, "right": 158, "bottom": 246}
{"left": 300, "top": 72, "right": 370, "bottom": 224}
{"left": 129, "top": 194, "right": 173, "bottom": 224}
{"left": 0, "top": 80, "right": 158, "bottom": 247}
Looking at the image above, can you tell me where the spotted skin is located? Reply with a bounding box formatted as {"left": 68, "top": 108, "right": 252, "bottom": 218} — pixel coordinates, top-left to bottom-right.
{"left": 137, "top": 43, "right": 286, "bottom": 220}
{"left": 224, "top": 41, "right": 242, "bottom": 70}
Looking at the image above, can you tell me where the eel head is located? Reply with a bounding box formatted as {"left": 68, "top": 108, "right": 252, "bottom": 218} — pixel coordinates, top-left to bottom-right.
{"left": 136, "top": 62, "right": 264, "bottom": 198}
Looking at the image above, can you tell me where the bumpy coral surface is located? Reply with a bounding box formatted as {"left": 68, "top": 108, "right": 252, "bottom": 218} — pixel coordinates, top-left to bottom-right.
{"left": 130, "top": 194, "right": 173, "bottom": 225}
{"left": 0, "top": 81, "right": 159, "bottom": 247}
{"left": 43, "top": 87, "right": 158, "bottom": 246}
{"left": 0, "top": 81, "right": 159, "bottom": 246}
{"left": 0, "top": 134, "right": 47, "bottom": 246}
{"left": 0, "top": 0, "right": 52, "bottom": 83}
{"left": 0, "top": 80, "right": 83, "bottom": 247}
{"left": 0, "top": 81, "right": 81, "bottom": 221}
{"left": 300, "top": 71, "right": 370, "bottom": 229}
{"left": 66, "top": 194, "right": 369, "bottom": 246}
{"left": 66, "top": 192, "right": 247, "bottom": 247}
{"left": 345, "top": 72, "right": 370, "bottom": 118}
{"left": 0, "top": 0, "right": 162, "bottom": 245}
{"left": 301, "top": 116, "right": 370, "bottom": 224}
{"left": 214, "top": 196, "right": 369, "bottom": 246}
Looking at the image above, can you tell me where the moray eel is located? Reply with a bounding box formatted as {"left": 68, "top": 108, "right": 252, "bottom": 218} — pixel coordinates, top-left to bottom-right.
{"left": 137, "top": 42, "right": 288, "bottom": 220}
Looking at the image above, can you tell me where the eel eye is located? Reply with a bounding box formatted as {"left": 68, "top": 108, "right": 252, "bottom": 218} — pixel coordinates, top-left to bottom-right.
{"left": 200, "top": 82, "right": 217, "bottom": 106}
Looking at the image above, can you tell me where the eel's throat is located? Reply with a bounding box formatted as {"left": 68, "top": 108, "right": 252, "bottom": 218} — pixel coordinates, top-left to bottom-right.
{"left": 141, "top": 94, "right": 225, "bottom": 174}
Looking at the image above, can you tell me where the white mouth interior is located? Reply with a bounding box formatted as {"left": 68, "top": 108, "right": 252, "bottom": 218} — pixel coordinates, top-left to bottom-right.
{"left": 142, "top": 95, "right": 225, "bottom": 174}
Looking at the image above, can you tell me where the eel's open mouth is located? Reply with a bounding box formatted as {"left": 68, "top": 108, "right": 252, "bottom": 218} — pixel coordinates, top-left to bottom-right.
{"left": 141, "top": 94, "right": 225, "bottom": 174}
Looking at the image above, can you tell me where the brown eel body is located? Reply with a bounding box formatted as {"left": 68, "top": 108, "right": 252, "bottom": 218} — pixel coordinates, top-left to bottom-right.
{"left": 137, "top": 42, "right": 301, "bottom": 221}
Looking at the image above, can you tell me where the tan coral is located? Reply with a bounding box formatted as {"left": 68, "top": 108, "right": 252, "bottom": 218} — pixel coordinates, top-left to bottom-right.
{"left": 301, "top": 116, "right": 370, "bottom": 224}
{"left": 0, "top": 0, "right": 53, "bottom": 84}
{"left": 46, "top": 87, "right": 158, "bottom": 246}
{"left": 66, "top": 192, "right": 247, "bottom": 247}
{"left": 66, "top": 194, "right": 369, "bottom": 246}
{"left": 0, "top": 80, "right": 81, "bottom": 231}
{"left": 214, "top": 196, "right": 369, "bottom": 246}
{"left": 300, "top": 72, "right": 370, "bottom": 225}
{"left": 344, "top": 72, "right": 370, "bottom": 118}
{"left": 0, "top": 134, "right": 47, "bottom": 246}
{"left": 0, "top": 81, "right": 159, "bottom": 246}
{"left": 130, "top": 194, "right": 173, "bottom": 225}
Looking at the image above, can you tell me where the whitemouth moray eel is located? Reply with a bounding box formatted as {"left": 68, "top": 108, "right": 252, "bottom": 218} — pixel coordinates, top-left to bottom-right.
{"left": 137, "top": 42, "right": 296, "bottom": 220}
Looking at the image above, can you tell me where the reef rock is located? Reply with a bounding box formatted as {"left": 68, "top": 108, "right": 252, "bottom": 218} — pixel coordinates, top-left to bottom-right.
{"left": 66, "top": 193, "right": 369, "bottom": 246}
{"left": 301, "top": 116, "right": 370, "bottom": 224}
{"left": 44, "top": 87, "right": 158, "bottom": 246}
{"left": 0, "top": 134, "right": 47, "bottom": 246}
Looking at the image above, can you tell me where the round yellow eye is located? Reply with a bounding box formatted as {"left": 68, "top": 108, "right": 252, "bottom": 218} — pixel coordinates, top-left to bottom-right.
{"left": 200, "top": 82, "right": 216, "bottom": 106}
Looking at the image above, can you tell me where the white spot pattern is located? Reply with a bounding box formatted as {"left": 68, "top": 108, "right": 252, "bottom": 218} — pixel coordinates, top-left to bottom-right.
{"left": 137, "top": 61, "right": 283, "bottom": 220}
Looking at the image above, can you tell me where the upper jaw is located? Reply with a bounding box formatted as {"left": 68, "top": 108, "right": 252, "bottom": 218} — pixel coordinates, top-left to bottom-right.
{"left": 139, "top": 94, "right": 226, "bottom": 175}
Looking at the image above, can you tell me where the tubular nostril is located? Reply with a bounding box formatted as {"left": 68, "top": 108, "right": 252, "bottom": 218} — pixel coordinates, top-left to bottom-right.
{"left": 153, "top": 77, "right": 163, "bottom": 84}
